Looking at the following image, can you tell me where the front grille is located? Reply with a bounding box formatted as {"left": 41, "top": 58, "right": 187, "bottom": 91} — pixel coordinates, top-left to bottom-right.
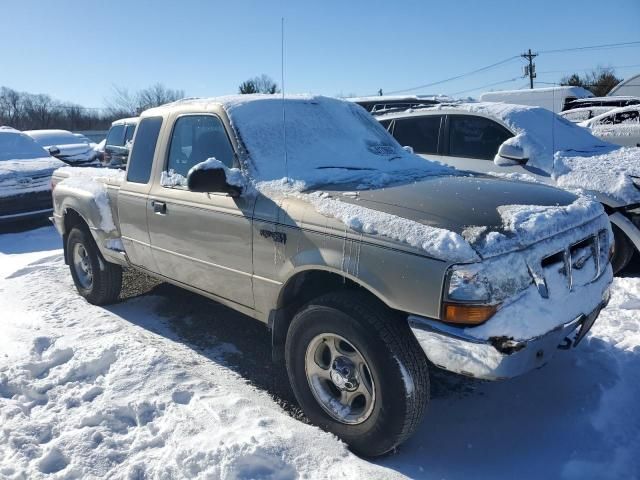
{"left": 535, "top": 229, "right": 608, "bottom": 296}
{"left": 0, "top": 190, "right": 52, "bottom": 216}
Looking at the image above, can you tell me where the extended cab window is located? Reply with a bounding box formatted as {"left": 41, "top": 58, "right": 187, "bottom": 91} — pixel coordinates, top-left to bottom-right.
{"left": 106, "top": 125, "right": 125, "bottom": 147}
{"left": 448, "top": 115, "right": 513, "bottom": 160}
{"left": 126, "top": 117, "right": 163, "bottom": 184}
{"left": 392, "top": 116, "right": 442, "bottom": 155}
{"left": 124, "top": 124, "right": 137, "bottom": 144}
{"left": 166, "top": 115, "right": 234, "bottom": 180}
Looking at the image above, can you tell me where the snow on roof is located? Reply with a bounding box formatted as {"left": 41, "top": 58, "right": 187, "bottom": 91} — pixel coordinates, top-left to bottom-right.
{"left": 481, "top": 86, "right": 593, "bottom": 97}
{"left": 346, "top": 94, "right": 454, "bottom": 103}
{"left": 111, "top": 117, "right": 139, "bottom": 126}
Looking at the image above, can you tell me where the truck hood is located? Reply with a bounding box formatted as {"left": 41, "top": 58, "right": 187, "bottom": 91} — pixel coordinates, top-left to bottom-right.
{"left": 324, "top": 175, "right": 577, "bottom": 236}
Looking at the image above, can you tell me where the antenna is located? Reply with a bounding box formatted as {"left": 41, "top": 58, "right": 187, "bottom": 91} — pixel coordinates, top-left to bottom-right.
{"left": 281, "top": 17, "right": 289, "bottom": 180}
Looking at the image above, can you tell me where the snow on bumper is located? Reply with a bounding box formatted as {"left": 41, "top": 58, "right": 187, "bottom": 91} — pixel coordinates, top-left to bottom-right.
{"left": 408, "top": 269, "right": 612, "bottom": 380}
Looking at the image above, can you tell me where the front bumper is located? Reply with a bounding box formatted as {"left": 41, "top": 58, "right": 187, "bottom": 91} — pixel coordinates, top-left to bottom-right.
{"left": 408, "top": 293, "right": 609, "bottom": 381}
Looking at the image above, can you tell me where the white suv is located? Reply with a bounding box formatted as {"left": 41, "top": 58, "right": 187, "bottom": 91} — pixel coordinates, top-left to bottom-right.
{"left": 376, "top": 103, "right": 640, "bottom": 273}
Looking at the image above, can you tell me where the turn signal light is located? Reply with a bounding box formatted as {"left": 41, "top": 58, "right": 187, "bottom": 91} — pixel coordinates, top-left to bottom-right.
{"left": 443, "top": 303, "right": 498, "bottom": 325}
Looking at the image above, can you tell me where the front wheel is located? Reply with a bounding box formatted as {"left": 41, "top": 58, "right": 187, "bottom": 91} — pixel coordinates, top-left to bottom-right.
{"left": 285, "top": 291, "right": 430, "bottom": 457}
{"left": 67, "top": 227, "right": 122, "bottom": 305}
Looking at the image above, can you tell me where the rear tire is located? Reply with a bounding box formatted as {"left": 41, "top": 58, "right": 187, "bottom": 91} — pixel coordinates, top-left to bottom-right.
{"left": 611, "top": 225, "right": 634, "bottom": 275}
{"left": 285, "top": 291, "right": 429, "bottom": 457}
{"left": 67, "top": 227, "right": 122, "bottom": 305}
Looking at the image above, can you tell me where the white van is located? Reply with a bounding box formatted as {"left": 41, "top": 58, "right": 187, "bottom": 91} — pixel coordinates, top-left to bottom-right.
{"left": 480, "top": 86, "right": 593, "bottom": 113}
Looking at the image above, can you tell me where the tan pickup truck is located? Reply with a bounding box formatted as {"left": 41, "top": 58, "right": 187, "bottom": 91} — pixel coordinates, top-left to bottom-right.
{"left": 51, "top": 95, "right": 613, "bottom": 456}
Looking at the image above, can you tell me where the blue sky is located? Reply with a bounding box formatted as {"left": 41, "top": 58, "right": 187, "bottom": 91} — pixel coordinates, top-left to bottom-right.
{"left": 2, "top": 0, "right": 640, "bottom": 108}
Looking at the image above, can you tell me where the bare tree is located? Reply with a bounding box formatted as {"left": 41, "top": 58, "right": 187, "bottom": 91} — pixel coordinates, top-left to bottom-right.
{"left": 106, "top": 83, "right": 185, "bottom": 116}
{"left": 137, "top": 83, "right": 185, "bottom": 111}
{"left": 239, "top": 74, "right": 279, "bottom": 94}
{"left": 560, "top": 67, "right": 622, "bottom": 97}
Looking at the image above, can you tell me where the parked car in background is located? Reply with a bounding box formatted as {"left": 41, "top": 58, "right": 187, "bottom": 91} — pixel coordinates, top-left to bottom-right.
{"left": 376, "top": 103, "right": 640, "bottom": 273}
{"left": 102, "top": 117, "right": 138, "bottom": 168}
{"left": 563, "top": 95, "right": 640, "bottom": 112}
{"left": 51, "top": 95, "right": 613, "bottom": 456}
{"left": 25, "top": 129, "right": 99, "bottom": 165}
{"left": 349, "top": 94, "right": 452, "bottom": 113}
{"left": 559, "top": 106, "right": 614, "bottom": 123}
{"left": 480, "top": 86, "right": 593, "bottom": 113}
{"left": 0, "top": 126, "right": 64, "bottom": 223}
{"left": 579, "top": 105, "right": 640, "bottom": 147}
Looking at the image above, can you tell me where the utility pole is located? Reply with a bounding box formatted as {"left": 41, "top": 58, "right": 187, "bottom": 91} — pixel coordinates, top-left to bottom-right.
{"left": 521, "top": 49, "right": 538, "bottom": 89}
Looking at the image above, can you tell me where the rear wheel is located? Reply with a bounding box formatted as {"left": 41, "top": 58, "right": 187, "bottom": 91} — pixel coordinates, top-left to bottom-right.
{"left": 67, "top": 227, "right": 122, "bottom": 305}
{"left": 285, "top": 291, "right": 430, "bottom": 457}
{"left": 611, "top": 225, "right": 634, "bottom": 275}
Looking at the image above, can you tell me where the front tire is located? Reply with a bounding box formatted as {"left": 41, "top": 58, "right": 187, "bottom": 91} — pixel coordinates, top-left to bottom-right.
{"left": 67, "top": 227, "right": 122, "bottom": 305}
{"left": 285, "top": 291, "right": 429, "bottom": 457}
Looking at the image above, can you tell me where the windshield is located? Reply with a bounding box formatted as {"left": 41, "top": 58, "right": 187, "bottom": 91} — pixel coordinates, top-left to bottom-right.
{"left": 0, "top": 131, "right": 50, "bottom": 161}
{"left": 27, "top": 130, "right": 88, "bottom": 147}
{"left": 224, "top": 95, "right": 453, "bottom": 188}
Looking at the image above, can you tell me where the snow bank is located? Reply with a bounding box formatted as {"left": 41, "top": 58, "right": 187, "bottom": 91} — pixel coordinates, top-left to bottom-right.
{"left": 0, "top": 231, "right": 401, "bottom": 480}
{"left": 55, "top": 167, "right": 125, "bottom": 231}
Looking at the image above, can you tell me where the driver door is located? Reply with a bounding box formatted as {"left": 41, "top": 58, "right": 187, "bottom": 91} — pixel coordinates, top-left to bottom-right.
{"left": 147, "top": 113, "right": 255, "bottom": 308}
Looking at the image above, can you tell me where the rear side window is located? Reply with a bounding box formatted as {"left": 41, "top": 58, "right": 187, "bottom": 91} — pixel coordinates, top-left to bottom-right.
{"left": 448, "top": 115, "right": 513, "bottom": 160}
{"left": 126, "top": 117, "right": 163, "bottom": 184}
{"left": 106, "top": 125, "right": 125, "bottom": 147}
{"left": 392, "top": 116, "right": 442, "bottom": 155}
{"left": 124, "top": 124, "right": 137, "bottom": 144}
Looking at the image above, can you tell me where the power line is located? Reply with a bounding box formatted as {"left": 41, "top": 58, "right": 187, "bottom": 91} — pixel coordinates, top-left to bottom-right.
{"left": 450, "top": 77, "right": 521, "bottom": 96}
{"left": 539, "top": 40, "right": 640, "bottom": 54}
{"left": 383, "top": 55, "right": 520, "bottom": 95}
{"left": 375, "top": 40, "right": 640, "bottom": 97}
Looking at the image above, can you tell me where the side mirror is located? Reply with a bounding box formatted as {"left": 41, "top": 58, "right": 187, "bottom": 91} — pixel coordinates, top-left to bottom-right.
{"left": 402, "top": 145, "right": 414, "bottom": 154}
{"left": 497, "top": 143, "right": 528, "bottom": 164}
{"left": 48, "top": 146, "right": 61, "bottom": 156}
{"left": 187, "top": 167, "right": 242, "bottom": 196}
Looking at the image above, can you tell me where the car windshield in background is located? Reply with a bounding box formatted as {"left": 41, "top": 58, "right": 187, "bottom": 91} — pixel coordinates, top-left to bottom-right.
{"left": 0, "top": 132, "right": 50, "bottom": 161}
{"left": 225, "top": 96, "right": 453, "bottom": 188}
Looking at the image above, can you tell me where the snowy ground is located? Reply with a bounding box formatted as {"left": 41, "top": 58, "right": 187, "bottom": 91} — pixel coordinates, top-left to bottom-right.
{"left": 1, "top": 225, "right": 639, "bottom": 479}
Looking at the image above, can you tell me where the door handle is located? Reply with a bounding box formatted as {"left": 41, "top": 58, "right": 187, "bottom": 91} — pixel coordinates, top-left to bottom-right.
{"left": 151, "top": 200, "right": 166, "bottom": 214}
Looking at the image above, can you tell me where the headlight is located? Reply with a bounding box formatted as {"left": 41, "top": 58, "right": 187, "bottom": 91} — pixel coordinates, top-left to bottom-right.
{"left": 443, "top": 265, "right": 499, "bottom": 326}
{"left": 447, "top": 265, "right": 490, "bottom": 302}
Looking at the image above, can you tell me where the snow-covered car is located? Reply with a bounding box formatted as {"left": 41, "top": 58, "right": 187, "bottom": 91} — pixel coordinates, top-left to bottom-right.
{"left": 102, "top": 117, "right": 138, "bottom": 168}
{"left": 563, "top": 95, "right": 640, "bottom": 112}
{"left": 377, "top": 103, "right": 640, "bottom": 273}
{"left": 559, "top": 106, "right": 614, "bottom": 123}
{"left": 0, "top": 126, "right": 64, "bottom": 223}
{"left": 579, "top": 105, "right": 640, "bottom": 148}
{"left": 25, "top": 129, "right": 99, "bottom": 165}
{"left": 51, "top": 96, "right": 613, "bottom": 456}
